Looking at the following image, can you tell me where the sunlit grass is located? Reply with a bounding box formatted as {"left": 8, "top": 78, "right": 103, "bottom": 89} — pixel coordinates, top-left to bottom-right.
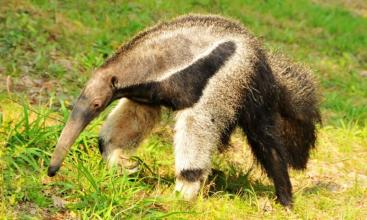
{"left": 1, "top": 99, "right": 365, "bottom": 218}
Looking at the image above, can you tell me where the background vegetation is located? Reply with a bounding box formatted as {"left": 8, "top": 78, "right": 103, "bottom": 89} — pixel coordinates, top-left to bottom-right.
{"left": 1, "top": 0, "right": 366, "bottom": 219}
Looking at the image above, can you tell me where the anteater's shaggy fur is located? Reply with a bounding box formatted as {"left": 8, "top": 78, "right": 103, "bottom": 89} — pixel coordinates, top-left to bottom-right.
{"left": 48, "top": 14, "right": 321, "bottom": 208}
{"left": 270, "top": 53, "right": 321, "bottom": 170}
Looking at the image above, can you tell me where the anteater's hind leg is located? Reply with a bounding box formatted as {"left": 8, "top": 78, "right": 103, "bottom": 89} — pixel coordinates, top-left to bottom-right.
{"left": 98, "top": 98, "right": 161, "bottom": 170}
{"left": 239, "top": 113, "right": 293, "bottom": 207}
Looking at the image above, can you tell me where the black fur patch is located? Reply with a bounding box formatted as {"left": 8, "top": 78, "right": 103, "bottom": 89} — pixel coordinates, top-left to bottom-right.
{"left": 218, "top": 120, "right": 237, "bottom": 152}
{"left": 179, "top": 169, "right": 203, "bottom": 182}
{"left": 98, "top": 137, "right": 105, "bottom": 154}
{"left": 114, "top": 41, "right": 236, "bottom": 110}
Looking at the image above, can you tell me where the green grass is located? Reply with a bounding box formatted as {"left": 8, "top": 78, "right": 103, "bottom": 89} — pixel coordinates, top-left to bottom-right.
{"left": 1, "top": 0, "right": 366, "bottom": 219}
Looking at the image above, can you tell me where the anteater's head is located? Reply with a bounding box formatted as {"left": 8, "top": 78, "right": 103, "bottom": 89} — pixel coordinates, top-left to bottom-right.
{"left": 48, "top": 70, "right": 119, "bottom": 177}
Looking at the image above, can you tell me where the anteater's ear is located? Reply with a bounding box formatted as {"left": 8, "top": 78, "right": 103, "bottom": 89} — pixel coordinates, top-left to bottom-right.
{"left": 111, "top": 76, "right": 119, "bottom": 89}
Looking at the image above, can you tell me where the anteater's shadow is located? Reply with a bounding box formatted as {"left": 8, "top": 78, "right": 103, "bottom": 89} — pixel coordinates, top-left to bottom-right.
{"left": 135, "top": 167, "right": 275, "bottom": 200}
{"left": 206, "top": 169, "right": 275, "bottom": 199}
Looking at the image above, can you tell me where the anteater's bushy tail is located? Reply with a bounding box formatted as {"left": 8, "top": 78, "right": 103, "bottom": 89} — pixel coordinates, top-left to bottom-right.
{"left": 269, "top": 53, "right": 321, "bottom": 170}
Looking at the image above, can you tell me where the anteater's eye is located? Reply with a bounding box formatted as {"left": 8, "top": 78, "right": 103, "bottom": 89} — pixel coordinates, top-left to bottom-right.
{"left": 111, "top": 76, "right": 118, "bottom": 88}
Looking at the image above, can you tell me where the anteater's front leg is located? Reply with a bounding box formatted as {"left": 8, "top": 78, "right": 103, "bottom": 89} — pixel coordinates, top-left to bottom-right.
{"left": 98, "top": 98, "right": 161, "bottom": 170}
{"left": 174, "top": 109, "right": 221, "bottom": 200}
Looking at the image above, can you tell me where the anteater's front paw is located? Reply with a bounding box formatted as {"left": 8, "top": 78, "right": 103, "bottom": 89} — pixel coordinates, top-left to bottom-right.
{"left": 175, "top": 179, "right": 201, "bottom": 200}
{"left": 105, "top": 149, "right": 139, "bottom": 174}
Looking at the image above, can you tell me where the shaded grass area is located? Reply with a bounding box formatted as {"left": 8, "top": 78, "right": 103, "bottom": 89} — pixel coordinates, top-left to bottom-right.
{"left": 1, "top": 0, "right": 366, "bottom": 219}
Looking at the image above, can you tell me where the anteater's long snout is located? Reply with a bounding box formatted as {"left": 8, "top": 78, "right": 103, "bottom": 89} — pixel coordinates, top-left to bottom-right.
{"left": 47, "top": 99, "right": 95, "bottom": 177}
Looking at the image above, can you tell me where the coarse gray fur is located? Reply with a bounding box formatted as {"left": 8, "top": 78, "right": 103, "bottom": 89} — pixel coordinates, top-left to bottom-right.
{"left": 48, "top": 14, "right": 321, "bottom": 208}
